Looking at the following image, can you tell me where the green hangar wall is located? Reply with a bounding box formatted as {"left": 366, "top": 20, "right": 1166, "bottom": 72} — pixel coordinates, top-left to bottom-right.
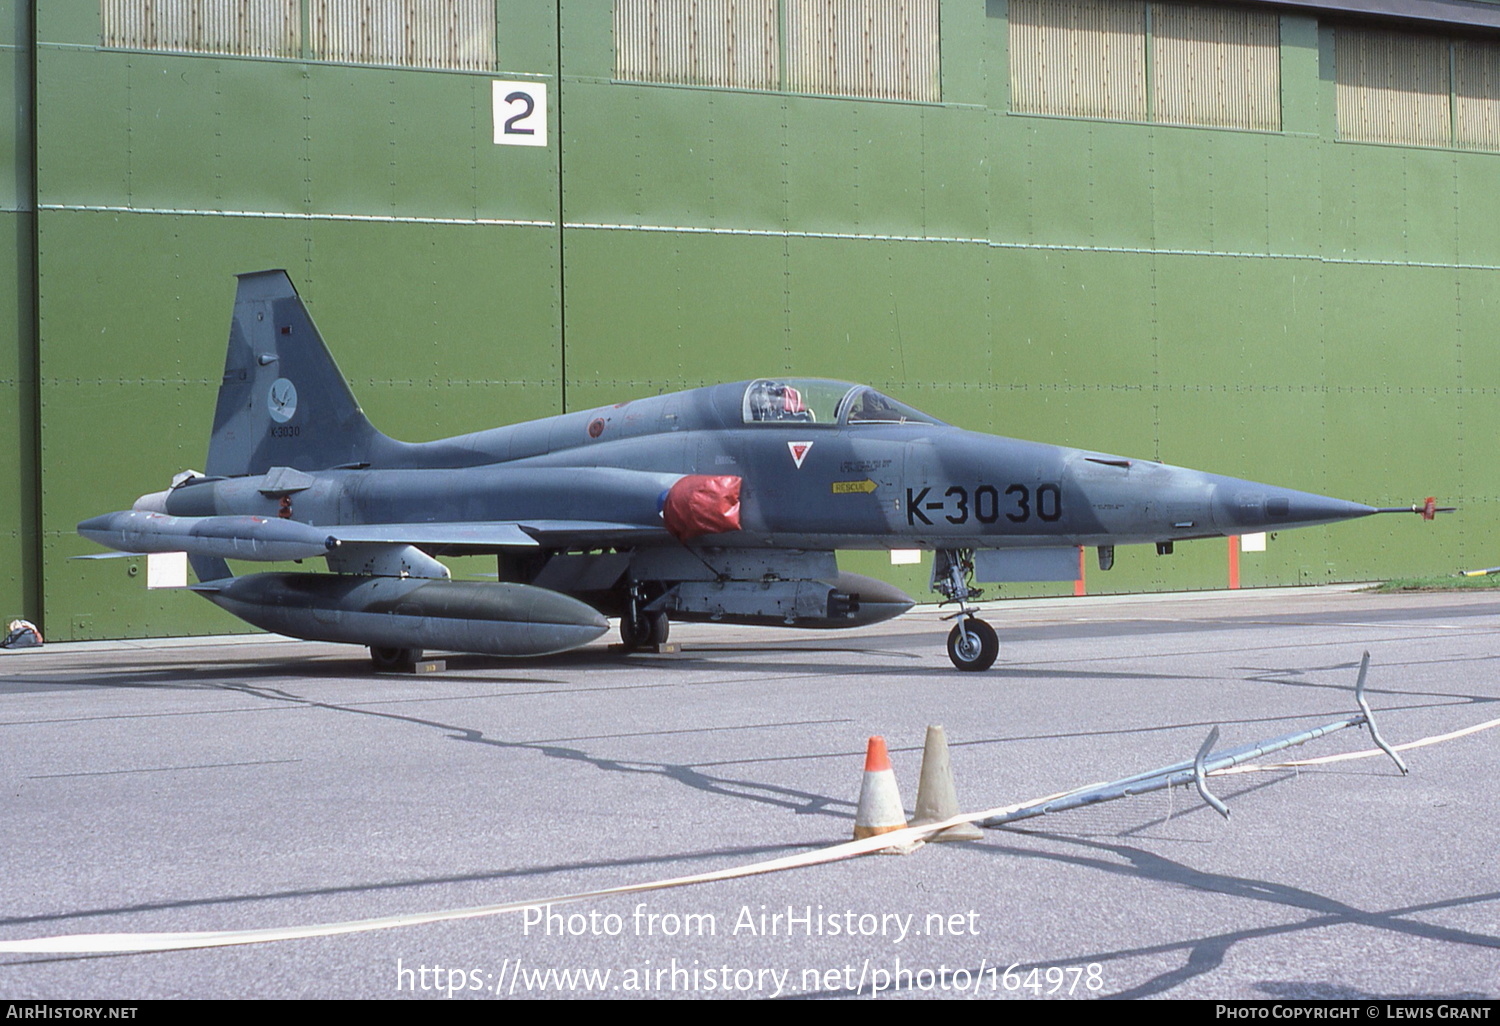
{"left": 3, "top": 0, "right": 1498, "bottom": 641}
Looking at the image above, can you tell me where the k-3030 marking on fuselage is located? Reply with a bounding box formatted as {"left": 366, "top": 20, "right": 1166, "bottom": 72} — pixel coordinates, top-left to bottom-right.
{"left": 905, "top": 484, "right": 1063, "bottom": 527}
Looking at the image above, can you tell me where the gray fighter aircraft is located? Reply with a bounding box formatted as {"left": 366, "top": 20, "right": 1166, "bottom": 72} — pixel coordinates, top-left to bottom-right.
{"left": 78, "top": 271, "right": 1446, "bottom": 671}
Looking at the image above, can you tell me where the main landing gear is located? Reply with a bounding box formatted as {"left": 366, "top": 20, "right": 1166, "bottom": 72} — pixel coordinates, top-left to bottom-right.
{"left": 370, "top": 646, "right": 423, "bottom": 672}
{"left": 620, "top": 610, "right": 669, "bottom": 648}
{"left": 619, "top": 583, "right": 669, "bottom": 649}
{"left": 933, "top": 549, "right": 998, "bottom": 672}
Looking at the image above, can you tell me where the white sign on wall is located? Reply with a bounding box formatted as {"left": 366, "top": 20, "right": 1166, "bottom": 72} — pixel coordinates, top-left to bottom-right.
{"left": 147, "top": 551, "right": 188, "bottom": 589}
{"left": 493, "top": 81, "right": 547, "bottom": 147}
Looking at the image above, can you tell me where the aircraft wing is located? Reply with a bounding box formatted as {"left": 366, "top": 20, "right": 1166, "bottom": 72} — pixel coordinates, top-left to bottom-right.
{"left": 515, "top": 520, "right": 671, "bottom": 546}
{"left": 329, "top": 522, "right": 542, "bottom": 547}
{"left": 331, "top": 520, "right": 667, "bottom": 548}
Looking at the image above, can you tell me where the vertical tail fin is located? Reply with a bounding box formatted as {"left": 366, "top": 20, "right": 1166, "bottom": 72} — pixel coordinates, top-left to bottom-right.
{"left": 205, "top": 270, "right": 387, "bottom": 477}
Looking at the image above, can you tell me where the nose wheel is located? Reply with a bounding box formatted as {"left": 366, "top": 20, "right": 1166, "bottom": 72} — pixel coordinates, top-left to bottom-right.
{"left": 933, "top": 548, "right": 1000, "bottom": 671}
{"left": 947, "top": 618, "right": 998, "bottom": 671}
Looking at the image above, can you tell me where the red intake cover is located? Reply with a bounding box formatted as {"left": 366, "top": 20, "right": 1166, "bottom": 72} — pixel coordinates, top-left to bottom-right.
{"left": 663, "top": 475, "right": 743, "bottom": 541}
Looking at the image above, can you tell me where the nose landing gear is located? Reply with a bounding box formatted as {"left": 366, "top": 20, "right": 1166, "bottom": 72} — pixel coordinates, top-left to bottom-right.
{"left": 946, "top": 617, "right": 998, "bottom": 671}
{"left": 933, "top": 549, "right": 998, "bottom": 671}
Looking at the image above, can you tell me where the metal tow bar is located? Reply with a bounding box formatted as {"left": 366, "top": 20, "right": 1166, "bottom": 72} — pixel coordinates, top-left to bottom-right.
{"left": 982, "top": 651, "right": 1407, "bottom": 828}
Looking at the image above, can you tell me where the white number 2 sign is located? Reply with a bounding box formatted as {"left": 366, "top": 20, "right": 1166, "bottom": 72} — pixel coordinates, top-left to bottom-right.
{"left": 492, "top": 81, "right": 548, "bottom": 147}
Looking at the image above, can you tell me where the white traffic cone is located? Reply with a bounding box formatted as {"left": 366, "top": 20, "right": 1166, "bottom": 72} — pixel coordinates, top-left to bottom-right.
{"left": 912, "top": 725, "right": 983, "bottom": 841}
{"left": 853, "top": 736, "right": 911, "bottom": 842}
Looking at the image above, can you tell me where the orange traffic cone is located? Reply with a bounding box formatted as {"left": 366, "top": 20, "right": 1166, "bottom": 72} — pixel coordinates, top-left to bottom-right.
{"left": 853, "top": 736, "right": 909, "bottom": 840}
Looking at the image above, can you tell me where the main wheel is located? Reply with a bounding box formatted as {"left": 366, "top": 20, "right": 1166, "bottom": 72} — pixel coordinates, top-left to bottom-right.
{"left": 620, "top": 610, "right": 670, "bottom": 649}
{"left": 946, "top": 618, "right": 998, "bottom": 672}
{"left": 370, "top": 646, "right": 422, "bottom": 672}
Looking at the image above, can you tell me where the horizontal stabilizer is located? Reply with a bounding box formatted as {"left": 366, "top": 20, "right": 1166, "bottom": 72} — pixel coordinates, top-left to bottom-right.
{"left": 80, "top": 511, "right": 673, "bottom": 565}
{"left": 79, "top": 511, "right": 335, "bottom": 563}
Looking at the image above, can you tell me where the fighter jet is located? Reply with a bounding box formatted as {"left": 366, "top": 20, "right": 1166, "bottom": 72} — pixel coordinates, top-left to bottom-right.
{"left": 78, "top": 271, "right": 1445, "bottom": 671}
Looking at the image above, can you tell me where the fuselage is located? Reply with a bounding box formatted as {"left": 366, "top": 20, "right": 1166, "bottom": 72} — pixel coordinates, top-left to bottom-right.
{"left": 150, "top": 378, "right": 1375, "bottom": 551}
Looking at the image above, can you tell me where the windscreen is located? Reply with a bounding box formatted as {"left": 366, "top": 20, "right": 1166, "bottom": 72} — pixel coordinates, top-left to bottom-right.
{"left": 837, "top": 387, "right": 935, "bottom": 425}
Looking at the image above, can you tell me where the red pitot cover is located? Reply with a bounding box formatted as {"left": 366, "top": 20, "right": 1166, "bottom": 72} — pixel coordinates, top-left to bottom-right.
{"left": 663, "top": 475, "right": 743, "bottom": 541}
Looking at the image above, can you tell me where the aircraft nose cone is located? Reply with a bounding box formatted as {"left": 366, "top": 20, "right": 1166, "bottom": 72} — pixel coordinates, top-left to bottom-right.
{"left": 1212, "top": 483, "right": 1376, "bottom": 531}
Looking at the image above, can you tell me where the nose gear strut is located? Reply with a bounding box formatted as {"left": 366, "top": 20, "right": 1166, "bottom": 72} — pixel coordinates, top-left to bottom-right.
{"left": 932, "top": 549, "right": 998, "bottom": 671}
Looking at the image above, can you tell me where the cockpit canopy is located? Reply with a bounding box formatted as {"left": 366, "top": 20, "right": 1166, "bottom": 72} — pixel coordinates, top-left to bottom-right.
{"left": 740, "top": 379, "right": 939, "bottom": 427}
